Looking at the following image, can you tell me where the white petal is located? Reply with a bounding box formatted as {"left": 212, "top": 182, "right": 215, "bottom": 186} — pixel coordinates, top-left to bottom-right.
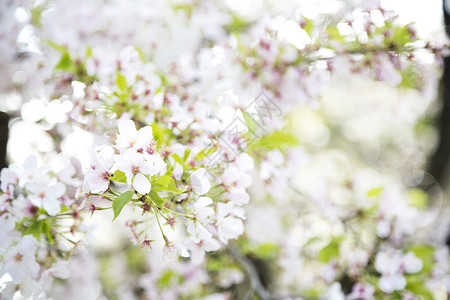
{"left": 43, "top": 198, "right": 61, "bottom": 216}
{"left": 118, "top": 119, "right": 136, "bottom": 136}
{"left": 47, "top": 182, "right": 65, "bottom": 199}
{"left": 191, "top": 169, "right": 211, "bottom": 195}
{"left": 133, "top": 173, "right": 151, "bottom": 194}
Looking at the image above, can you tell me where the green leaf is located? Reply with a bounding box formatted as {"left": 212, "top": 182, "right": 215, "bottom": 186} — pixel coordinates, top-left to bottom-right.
{"left": 405, "top": 276, "right": 433, "bottom": 299}
{"left": 242, "top": 111, "right": 260, "bottom": 134}
{"left": 42, "top": 219, "right": 53, "bottom": 244}
{"left": 155, "top": 175, "right": 181, "bottom": 193}
{"left": 157, "top": 270, "right": 184, "bottom": 288}
{"left": 194, "top": 147, "right": 216, "bottom": 162}
{"left": 319, "top": 237, "right": 342, "bottom": 263}
{"left": 367, "top": 187, "right": 384, "bottom": 197}
{"left": 55, "top": 52, "right": 74, "bottom": 72}
{"left": 224, "top": 15, "right": 252, "bottom": 33}
{"left": 251, "top": 243, "right": 280, "bottom": 259}
{"left": 112, "top": 190, "right": 134, "bottom": 221}
{"left": 170, "top": 153, "right": 182, "bottom": 165}
{"left": 152, "top": 123, "right": 165, "bottom": 147}
{"left": 116, "top": 72, "right": 127, "bottom": 91}
{"left": 46, "top": 40, "right": 67, "bottom": 53}
{"left": 408, "top": 188, "right": 429, "bottom": 210}
{"left": 409, "top": 245, "right": 435, "bottom": 273}
{"left": 149, "top": 190, "right": 164, "bottom": 207}
{"left": 23, "top": 220, "right": 43, "bottom": 240}
{"left": 111, "top": 170, "right": 127, "bottom": 183}
{"left": 250, "top": 131, "right": 298, "bottom": 150}
{"left": 183, "top": 149, "right": 191, "bottom": 162}
{"left": 327, "top": 26, "right": 344, "bottom": 42}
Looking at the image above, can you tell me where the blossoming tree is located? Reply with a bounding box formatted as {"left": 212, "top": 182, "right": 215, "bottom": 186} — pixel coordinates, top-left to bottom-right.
{"left": 0, "top": 0, "right": 449, "bottom": 299}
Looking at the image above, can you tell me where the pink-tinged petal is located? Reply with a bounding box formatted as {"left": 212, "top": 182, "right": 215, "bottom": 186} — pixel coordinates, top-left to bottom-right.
{"left": 133, "top": 173, "right": 151, "bottom": 194}
{"left": 88, "top": 172, "right": 109, "bottom": 193}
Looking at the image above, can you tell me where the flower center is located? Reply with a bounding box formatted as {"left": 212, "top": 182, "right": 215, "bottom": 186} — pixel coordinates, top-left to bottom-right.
{"left": 14, "top": 253, "right": 23, "bottom": 262}
{"left": 102, "top": 171, "right": 110, "bottom": 180}
{"left": 132, "top": 166, "right": 140, "bottom": 175}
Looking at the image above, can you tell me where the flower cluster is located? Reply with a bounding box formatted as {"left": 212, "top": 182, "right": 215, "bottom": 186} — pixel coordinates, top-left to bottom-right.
{"left": 0, "top": 0, "right": 449, "bottom": 299}
{"left": 0, "top": 155, "right": 86, "bottom": 298}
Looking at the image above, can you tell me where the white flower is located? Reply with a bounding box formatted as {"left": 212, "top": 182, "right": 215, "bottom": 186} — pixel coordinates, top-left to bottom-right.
{"left": 27, "top": 181, "right": 65, "bottom": 216}
{"left": 348, "top": 283, "right": 375, "bottom": 300}
{"left": 191, "top": 168, "right": 211, "bottom": 195}
{"left": 116, "top": 119, "right": 153, "bottom": 152}
{"left": 0, "top": 168, "right": 18, "bottom": 192}
{"left": 83, "top": 150, "right": 113, "bottom": 193}
{"left": 0, "top": 215, "right": 16, "bottom": 251}
{"left": 3, "top": 235, "right": 40, "bottom": 283}
{"left": 402, "top": 252, "right": 423, "bottom": 274}
{"left": 181, "top": 237, "right": 221, "bottom": 264}
{"left": 172, "top": 162, "right": 183, "bottom": 181}
{"left": 215, "top": 202, "right": 245, "bottom": 243}
{"left": 9, "top": 155, "right": 50, "bottom": 188}
{"left": 187, "top": 197, "right": 214, "bottom": 243}
{"left": 259, "top": 149, "right": 284, "bottom": 180}
{"left": 374, "top": 249, "right": 421, "bottom": 293}
{"left": 114, "top": 150, "right": 152, "bottom": 194}
{"left": 378, "top": 274, "right": 406, "bottom": 294}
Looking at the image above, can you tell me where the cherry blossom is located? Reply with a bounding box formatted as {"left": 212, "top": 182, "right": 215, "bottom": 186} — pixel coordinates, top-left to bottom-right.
{"left": 2, "top": 235, "right": 40, "bottom": 284}
{"left": 27, "top": 181, "right": 65, "bottom": 216}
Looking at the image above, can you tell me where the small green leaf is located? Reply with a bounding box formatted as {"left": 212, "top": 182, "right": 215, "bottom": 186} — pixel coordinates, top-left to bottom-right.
{"left": 194, "top": 147, "right": 216, "bottom": 162}
{"left": 42, "top": 220, "right": 54, "bottom": 244}
{"left": 116, "top": 72, "right": 127, "bottom": 91}
{"left": 224, "top": 15, "right": 252, "bottom": 33}
{"left": 368, "top": 187, "right": 384, "bottom": 197}
{"left": 55, "top": 52, "right": 74, "bottom": 72}
{"left": 319, "top": 237, "right": 342, "bottom": 263}
{"left": 251, "top": 243, "right": 280, "bottom": 259}
{"left": 405, "top": 276, "right": 433, "bottom": 299}
{"left": 149, "top": 190, "right": 164, "bottom": 207}
{"left": 111, "top": 170, "right": 127, "bottom": 183}
{"left": 250, "top": 131, "right": 298, "bottom": 150}
{"left": 23, "top": 220, "right": 43, "bottom": 240}
{"left": 183, "top": 149, "right": 191, "bottom": 162}
{"left": 242, "top": 111, "right": 260, "bottom": 134}
{"left": 152, "top": 123, "right": 165, "bottom": 147}
{"left": 112, "top": 190, "right": 134, "bottom": 221}
{"left": 170, "top": 153, "right": 182, "bottom": 165}
{"left": 409, "top": 245, "right": 435, "bottom": 273}
{"left": 408, "top": 188, "right": 429, "bottom": 210}
{"left": 46, "top": 40, "right": 67, "bottom": 53}
{"left": 155, "top": 175, "right": 181, "bottom": 193}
